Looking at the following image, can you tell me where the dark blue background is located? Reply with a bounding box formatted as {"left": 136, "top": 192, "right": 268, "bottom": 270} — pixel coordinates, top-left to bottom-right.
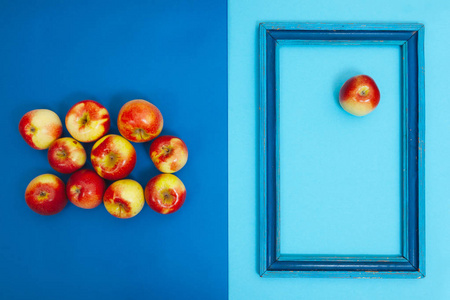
{"left": 0, "top": 1, "right": 227, "bottom": 299}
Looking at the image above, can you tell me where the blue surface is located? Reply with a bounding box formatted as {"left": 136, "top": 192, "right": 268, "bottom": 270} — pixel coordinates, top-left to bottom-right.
{"left": 230, "top": 0, "right": 450, "bottom": 298}
{"left": 0, "top": 1, "right": 227, "bottom": 299}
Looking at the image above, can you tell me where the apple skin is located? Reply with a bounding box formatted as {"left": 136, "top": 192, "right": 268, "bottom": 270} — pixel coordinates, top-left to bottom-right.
{"left": 47, "top": 138, "right": 87, "bottom": 174}
{"left": 65, "top": 100, "right": 111, "bottom": 143}
{"left": 25, "top": 174, "right": 67, "bottom": 215}
{"left": 117, "top": 99, "right": 163, "bottom": 143}
{"left": 103, "top": 179, "right": 145, "bottom": 219}
{"left": 19, "top": 109, "right": 63, "bottom": 150}
{"left": 90, "top": 134, "right": 137, "bottom": 180}
{"left": 66, "top": 169, "right": 106, "bottom": 209}
{"left": 145, "top": 174, "right": 186, "bottom": 214}
{"left": 150, "top": 136, "right": 188, "bottom": 173}
{"left": 339, "top": 75, "right": 380, "bottom": 116}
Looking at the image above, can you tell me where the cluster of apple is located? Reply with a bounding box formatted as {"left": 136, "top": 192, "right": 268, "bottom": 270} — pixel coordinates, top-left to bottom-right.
{"left": 19, "top": 99, "right": 188, "bottom": 218}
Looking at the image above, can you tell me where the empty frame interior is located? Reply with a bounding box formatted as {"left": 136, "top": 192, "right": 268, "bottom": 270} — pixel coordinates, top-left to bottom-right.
{"left": 260, "top": 23, "right": 425, "bottom": 278}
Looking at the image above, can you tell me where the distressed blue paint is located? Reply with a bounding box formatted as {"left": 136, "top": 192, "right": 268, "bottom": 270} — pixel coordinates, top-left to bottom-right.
{"left": 401, "top": 43, "right": 409, "bottom": 261}
{"left": 261, "top": 23, "right": 423, "bottom": 31}
{"left": 406, "top": 32, "right": 420, "bottom": 270}
{"left": 262, "top": 270, "right": 424, "bottom": 279}
{"left": 278, "top": 254, "right": 406, "bottom": 262}
{"left": 260, "top": 23, "right": 425, "bottom": 278}
{"left": 270, "top": 30, "right": 415, "bottom": 41}
{"left": 259, "top": 22, "right": 268, "bottom": 276}
{"left": 275, "top": 40, "right": 282, "bottom": 259}
{"left": 417, "top": 26, "right": 426, "bottom": 275}
{"left": 259, "top": 23, "right": 269, "bottom": 276}
{"left": 278, "top": 40, "right": 406, "bottom": 46}
{"left": 270, "top": 258, "right": 416, "bottom": 272}
{"left": 266, "top": 32, "right": 278, "bottom": 269}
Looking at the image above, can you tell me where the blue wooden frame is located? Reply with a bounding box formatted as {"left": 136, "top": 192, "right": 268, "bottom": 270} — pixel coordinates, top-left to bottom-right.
{"left": 259, "top": 23, "right": 425, "bottom": 278}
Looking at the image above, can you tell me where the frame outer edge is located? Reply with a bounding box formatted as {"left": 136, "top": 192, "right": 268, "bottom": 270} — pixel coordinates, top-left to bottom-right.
{"left": 259, "top": 23, "right": 268, "bottom": 276}
{"left": 258, "top": 23, "right": 425, "bottom": 279}
{"left": 262, "top": 270, "right": 424, "bottom": 279}
{"left": 259, "top": 22, "right": 424, "bottom": 31}
{"left": 417, "top": 25, "right": 426, "bottom": 276}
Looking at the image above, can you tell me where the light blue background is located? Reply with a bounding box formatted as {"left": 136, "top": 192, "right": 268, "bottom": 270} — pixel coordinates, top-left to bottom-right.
{"left": 229, "top": 0, "right": 450, "bottom": 299}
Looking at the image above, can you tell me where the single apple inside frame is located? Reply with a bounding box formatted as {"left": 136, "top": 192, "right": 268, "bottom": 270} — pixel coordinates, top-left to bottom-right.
{"left": 339, "top": 74, "right": 380, "bottom": 117}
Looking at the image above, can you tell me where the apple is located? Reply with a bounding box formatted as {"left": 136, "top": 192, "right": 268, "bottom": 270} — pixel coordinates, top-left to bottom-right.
{"left": 90, "top": 134, "right": 137, "bottom": 180}
{"left": 19, "top": 109, "right": 63, "bottom": 150}
{"left": 145, "top": 174, "right": 186, "bottom": 214}
{"left": 47, "top": 137, "right": 87, "bottom": 174}
{"left": 150, "top": 135, "right": 188, "bottom": 173}
{"left": 65, "top": 100, "right": 111, "bottom": 143}
{"left": 25, "top": 174, "right": 67, "bottom": 215}
{"left": 117, "top": 99, "right": 163, "bottom": 143}
{"left": 66, "top": 169, "right": 105, "bottom": 209}
{"left": 103, "top": 179, "right": 145, "bottom": 219}
{"left": 339, "top": 75, "right": 380, "bottom": 116}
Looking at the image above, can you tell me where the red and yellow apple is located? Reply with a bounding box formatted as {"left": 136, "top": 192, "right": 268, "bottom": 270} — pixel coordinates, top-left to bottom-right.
{"left": 150, "top": 136, "right": 188, "bottom": 173}
{"left": 339, "top": 75, "right": 380, "bottom": 116}
{"left": 117, "top": 99, "right": 163, "bottom": 143}
{"left": 91, "top": 134, "right": 136, "bottom": 180}
{"left": 66, "top": 169, "right": 105, "bottom": 209}
{"left": 145, "top": 174, "right": 186, "bottom": 214}
{"left": 47, "top": 137, "right": 86, "bottom": 174}
{"left": 103, "top": 179, "right": 145, "bottom": 219}
{"left": 19, "top": 109, "right": 63, "bottom": 150}
{"left": 25, "top": 174, "right": 67, "bottom": 215}
{"left": 65, "top": 100, "right": 110, "bottom": 142}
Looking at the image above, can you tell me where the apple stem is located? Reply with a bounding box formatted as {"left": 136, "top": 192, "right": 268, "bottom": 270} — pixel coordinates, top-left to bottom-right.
{"left": 162, "top": 192, "right": 173, "bottom": 204}
{"left": 80, "top": 113, "right": 90, "bottom": 126}
{"left": 137, "top": 128, "right": 148, "bottom": 140}
{"left": 162, "top": 146, "right": 172, "bottom": 155}
{"left": 57, "top": 150, "right": 67, "bottom": 158}
{"left": 359, "top": 86, "right": 369, "bottom": 96}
